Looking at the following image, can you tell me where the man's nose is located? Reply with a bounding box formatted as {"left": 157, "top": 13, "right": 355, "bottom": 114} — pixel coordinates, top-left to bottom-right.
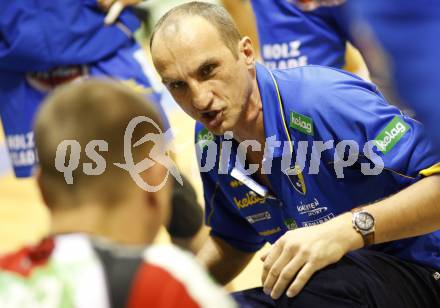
{"left": 189, "top": 80, "right": 212, "bottom": 111}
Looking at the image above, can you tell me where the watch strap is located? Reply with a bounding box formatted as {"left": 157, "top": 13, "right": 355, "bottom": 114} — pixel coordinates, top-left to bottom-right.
{"left": 364, "top": 232, "right": 375, "bottom": 247}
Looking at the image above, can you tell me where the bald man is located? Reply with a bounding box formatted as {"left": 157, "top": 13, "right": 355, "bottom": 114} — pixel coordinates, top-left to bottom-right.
{"left": 149, "top": 2, "right": 440, "bottom": 307}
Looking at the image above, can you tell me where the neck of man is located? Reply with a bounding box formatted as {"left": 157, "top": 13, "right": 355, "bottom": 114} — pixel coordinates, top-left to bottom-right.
{"left": 50, "top": 197, "right": 155, "bottom": 246}
{"left": 232, "top": 79, "right": 271, "bottom": 189}
{"left": 233, "top": 79, "right": 265, "bottom": 146}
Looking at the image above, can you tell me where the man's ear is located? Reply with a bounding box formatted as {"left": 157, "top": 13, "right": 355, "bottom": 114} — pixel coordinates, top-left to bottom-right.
{"left": 141, "top": 163, "right": 173, "bottom": 228}
{"left": 238, "top": 36, "right": 255, "bottom": 67}
{"left": 140, "top": 163, "right": 167, "bottom": 210}
{"left": 143, "top": 188, "right": 158, "bottom": 210}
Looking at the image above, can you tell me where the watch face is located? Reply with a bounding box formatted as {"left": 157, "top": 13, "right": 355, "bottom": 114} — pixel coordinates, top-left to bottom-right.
{"left": 355, "top": 212, "right": 375, "bottom": 231}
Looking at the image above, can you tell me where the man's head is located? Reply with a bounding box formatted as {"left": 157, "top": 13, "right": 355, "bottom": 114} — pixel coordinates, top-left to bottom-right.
{"left": 150, "top": 1, "right": 257, "bottom": 135}
{"left": 34, "top": 80, "right": 172, "bottom": 244}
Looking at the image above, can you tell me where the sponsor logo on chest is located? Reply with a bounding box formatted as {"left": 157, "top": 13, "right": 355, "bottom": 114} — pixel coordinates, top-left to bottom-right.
{"left": 302, "top": 213, "right": 335, "bottom": 227}
{"left": 197, "top": 128, "right": 215, "bottom": 149}
{"left": 245, "top": 211, "right": 272, "bottom": 224}
{"left": 297, "top": 198, "right": 328, "bottom": 217}
{"left": 284, "top": 218, "right": 298, "bottom": 230}
{"left": 290, "top": 111, "right": 314, "bottom": 136}
{"left": 234, "top": 192, "right": 266, "bottom": 209}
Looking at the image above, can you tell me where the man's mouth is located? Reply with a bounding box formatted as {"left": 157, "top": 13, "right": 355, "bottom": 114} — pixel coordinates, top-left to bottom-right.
{"left": 201, "top": 110, "right": 223, "bottom": 128}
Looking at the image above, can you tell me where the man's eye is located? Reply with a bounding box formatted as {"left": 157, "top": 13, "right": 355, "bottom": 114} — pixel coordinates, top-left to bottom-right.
{"left": 169, "top": 81, "right": 186, "bottom": 90}
{"left": 201, "top": 64, "right": 215, "bottom": 77}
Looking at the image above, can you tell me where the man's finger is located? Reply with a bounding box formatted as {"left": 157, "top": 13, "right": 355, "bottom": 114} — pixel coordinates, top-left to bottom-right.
{"left": 261, "top": 242, "right": 283, "bottom": 287}
{"left": 260, "top": 249, "right": 270, "bottom": 262}
{"left": 104, "top": 1, "right": 124, "bottom": 25}
{"left": 270, "top": 254, "right": 305, "bottom": 299}
{"left": 263, "top": 247, "right": 296, "bottom": 296}
{"left": 286, "top": 262, "right": 317, "bottom": 298}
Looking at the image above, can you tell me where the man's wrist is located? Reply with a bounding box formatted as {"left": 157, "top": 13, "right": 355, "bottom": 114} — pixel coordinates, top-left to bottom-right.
{"left": 351, "top": 208, "right": 376, "bottom": 247}
{"left": 331, "top": 212, "right": 364, "bottom": 252}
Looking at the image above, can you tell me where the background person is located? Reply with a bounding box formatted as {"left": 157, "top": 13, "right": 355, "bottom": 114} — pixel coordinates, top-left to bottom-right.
{"left": 349, "top": 0, "right": 440, "bottom": 151}
{"left": 288, "top": 0, "right": 440, "bottom": 152}
{"left": 0, "top": 80, "right": 235, "bottom": 308}
{"left": 0, "top": 0, "right": 204, "bottom": 254}
{"left": 0, "top": 0, "right": 167, "bottom": 178}
{"left": 245, "top": 0, "right": 398, "bottom": 107}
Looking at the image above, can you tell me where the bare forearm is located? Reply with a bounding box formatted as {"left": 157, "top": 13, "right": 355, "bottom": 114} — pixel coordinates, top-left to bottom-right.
{"left": 260, "top": 175, "right": 440, "bottom": 299}
{"left": 366, "top": 174, "right": 440, "bottom": 243}
{"left": 336, "top": 175, "right": 440, "bottom": 251}
{"left": 196, "top": 236, "right": 255, "bottom": 285}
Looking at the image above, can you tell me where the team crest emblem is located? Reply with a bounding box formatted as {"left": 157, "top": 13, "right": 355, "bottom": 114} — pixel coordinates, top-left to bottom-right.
{"left": 285, "top": 165, "right": 307, "bottom": 195}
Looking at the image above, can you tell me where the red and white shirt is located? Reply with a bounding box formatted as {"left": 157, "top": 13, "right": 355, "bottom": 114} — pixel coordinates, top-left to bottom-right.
{"left": 0, "top": 234, "right": 236, "bottom": 308}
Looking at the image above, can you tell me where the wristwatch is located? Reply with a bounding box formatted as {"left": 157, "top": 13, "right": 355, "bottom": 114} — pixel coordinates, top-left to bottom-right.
{"left": 351, "top": 208, "right": 375, "bottom": 247}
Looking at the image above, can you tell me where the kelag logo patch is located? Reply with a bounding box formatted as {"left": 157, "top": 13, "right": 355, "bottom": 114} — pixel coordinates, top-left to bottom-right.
{"left": 375, "top": 116, "right": 410, "bottom": 154}
{"left": 290, "top": 111, "right": 314, "bottom": 136}
{"left": 197, "top": 128, "right": 214, "bottom": 149}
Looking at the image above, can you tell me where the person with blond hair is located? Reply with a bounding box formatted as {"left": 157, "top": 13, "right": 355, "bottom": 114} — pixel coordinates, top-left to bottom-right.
{"left": 0, "top": 80, "right": 235, "bottom": 308}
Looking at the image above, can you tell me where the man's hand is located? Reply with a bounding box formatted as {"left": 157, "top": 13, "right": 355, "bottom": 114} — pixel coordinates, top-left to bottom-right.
{"left": 97, "top": 0, "right": 142, "bottom": 24}
{"left": 261, "top": 213, "right": 363, "bottom": 299}
{"left": 262, "top": 174, "right": 440, "bottom": 299}
{"left": 197, "top": 236, "right": 256, "bottom": 285}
